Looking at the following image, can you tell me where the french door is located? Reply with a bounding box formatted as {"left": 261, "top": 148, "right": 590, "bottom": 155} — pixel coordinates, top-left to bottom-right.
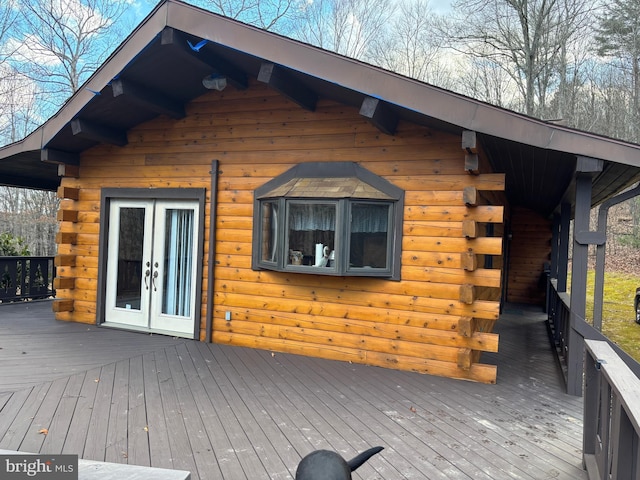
{"left": 104, "top": 198, "right": 199, "bottom": 337}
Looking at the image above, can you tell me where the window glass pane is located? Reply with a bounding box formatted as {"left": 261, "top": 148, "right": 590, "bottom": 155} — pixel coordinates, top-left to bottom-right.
{"left": 261, "top": 201, "right": 278, "bottom": 263}
{"left": 287, "top": 203, "right": 336, "bottom": 267}
{"left": 116, "top": 207, "right": 145, "bottom": 309}
{"left": 162, "top": 208, "right": 194, "bottom": 317}
{"left": 350, "top": 203, "right": 389, "bottom": 268}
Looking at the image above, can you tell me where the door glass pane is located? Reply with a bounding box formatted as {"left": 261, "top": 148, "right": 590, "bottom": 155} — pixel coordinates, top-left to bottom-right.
{"left": 116, "top": 207, "right": 146, "bottom": 309}
{"left": 349, "top": 203, "right": 389, "bottom": 268}
{"left": 162, "top": 208, "right": 194, "bottom": 317}
{"left": 287, "top": 202, "right": 336, "bottom": 267}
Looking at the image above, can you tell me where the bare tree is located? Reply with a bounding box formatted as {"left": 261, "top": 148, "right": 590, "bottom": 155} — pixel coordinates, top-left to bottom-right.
{"left": 595, "top": 0, "right": 640, "bottom": 142}
{"left": 9, "top": 0, "right": 128, "bottom": 104}
{"left": 0, "top": 1, "right": 119, "bottom": 256}
{"left": 0, "top": 1, "right": 17, "bottom": 53}
{"left": 456, "top": 55, "right": 522, "bottom": 110}
{"left": 0, "top": 0, "right": 20, "bottom": 97}
{"left": 0, "top": 66, "right": 40, "bottom": 144}
{"left": 0, "top": 187, "right": 58, "bottom": 256}
{"left": 371, "top": 0, "right": 447, "bottom": 84}
{"left": 198, "top": 0, "right": 301, "bottom": 32}
{"left": 0, "top": 0, "right": 18, "bottom": 55}
{"left": 292, "top": 0, "right": 396, "bottom": 61}
{"left": 446, "top": 0, "right": 594, "bottom": 117}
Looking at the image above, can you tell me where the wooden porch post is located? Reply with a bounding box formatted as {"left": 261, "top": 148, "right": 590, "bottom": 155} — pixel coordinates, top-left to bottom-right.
{"left": 557, "top": 203, "right": 571, "bottom": 293}
{"left": 550, "top": 213, "right": 560, "bottom": 280}
{"left": 567, "top": 157, "right": 603, "bottom": 396}
{"left": 547, "top": 214, "right": 561, "bottom": 314}
{"left": 592, "top": 183, "right": 640, "bottom": 330}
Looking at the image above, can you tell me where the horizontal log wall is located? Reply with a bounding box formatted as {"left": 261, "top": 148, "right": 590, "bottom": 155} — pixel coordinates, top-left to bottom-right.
{"left": 507, "top": 206, "right": 552, "bottom": 304}
{"left": 55, "top": 80, "right": 505, "bottom": 383}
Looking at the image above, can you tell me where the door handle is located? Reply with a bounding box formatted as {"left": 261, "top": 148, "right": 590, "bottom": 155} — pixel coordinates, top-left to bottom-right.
{"left": 152, "top": 270, "right": 158, "bottom": 291}
{"left": 144, "top": 262, "right": 151, "bottom": 290}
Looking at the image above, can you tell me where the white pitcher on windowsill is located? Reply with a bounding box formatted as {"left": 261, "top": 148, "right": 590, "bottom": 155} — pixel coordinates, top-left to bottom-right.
{"left": 314, "top": 244, "right": 331, "bottom": 267}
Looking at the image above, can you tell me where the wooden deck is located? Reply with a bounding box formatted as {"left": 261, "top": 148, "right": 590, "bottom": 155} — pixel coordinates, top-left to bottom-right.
{"left": 0, "top": 301, "right": 587, "bottom": 479}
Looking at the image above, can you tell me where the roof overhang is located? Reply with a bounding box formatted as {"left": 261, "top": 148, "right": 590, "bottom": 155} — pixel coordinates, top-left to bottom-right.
{"left": 2, "top": 0, "right": 640, "bottom": 217}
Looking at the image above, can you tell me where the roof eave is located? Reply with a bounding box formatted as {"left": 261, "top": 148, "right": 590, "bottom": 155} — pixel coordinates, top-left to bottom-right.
{"left": 0, "top": 129, "right": 43, "bottom": 159}
{"left": 38, "top": 1, "right": 171, "bottom": 150}
{"left": 165, "top": 1, "right": 640, "bottom": 167}
{"left": 2, "top": 0, "right": 640, "bottom": 200}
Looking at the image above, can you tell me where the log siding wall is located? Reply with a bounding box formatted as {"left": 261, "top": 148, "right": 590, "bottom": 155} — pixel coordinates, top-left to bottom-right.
{"left": 506, "top": 207, "right": 552, "bottom": 305}
{"left": 54, "top": 80, "right": 506, "bottom": 383}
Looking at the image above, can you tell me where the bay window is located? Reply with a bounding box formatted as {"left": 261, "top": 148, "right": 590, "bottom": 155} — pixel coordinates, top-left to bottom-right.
{"left": 252, "top": 162, "right": 403, "bottom": 279}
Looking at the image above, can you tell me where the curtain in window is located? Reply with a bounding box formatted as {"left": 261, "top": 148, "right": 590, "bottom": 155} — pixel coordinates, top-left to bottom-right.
{"left": 350, "top": 204, "right": 389, "bottom": 233}
{"left": 163, "top": 208, "right": 194, "bottom": 317}
{"left": 288, "top": 203, "right": 388, "bottom": 232}
{"left": 289, "top": 204, "right": 336, "bottom": 230}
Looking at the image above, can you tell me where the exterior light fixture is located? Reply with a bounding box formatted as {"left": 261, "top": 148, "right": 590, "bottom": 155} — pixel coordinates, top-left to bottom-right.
{"left": 202, "top": 74, "right": 227, "bottom": 91}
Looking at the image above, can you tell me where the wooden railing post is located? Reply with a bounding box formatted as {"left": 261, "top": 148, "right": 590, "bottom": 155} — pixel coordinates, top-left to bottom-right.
{"left": 569, "top": 163, "right": 602, "bottom": 396}
{"left": 583, "top": 340, "right": 640, "bottom": 480}
{"left": 582, "top": 349, "right": 598, "bottom": 466}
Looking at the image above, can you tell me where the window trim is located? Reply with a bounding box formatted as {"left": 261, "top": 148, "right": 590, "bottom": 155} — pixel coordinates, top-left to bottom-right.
{"left": 252, "top": 162, "right": 404, "bottom": 280}
{"left": 346, "top": 200, "right": 394, "bottom": 275}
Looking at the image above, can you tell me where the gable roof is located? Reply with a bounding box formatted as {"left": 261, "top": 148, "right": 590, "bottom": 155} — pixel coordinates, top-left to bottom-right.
{"left": 1, "top": 0, "right": 640, "bottom": 217}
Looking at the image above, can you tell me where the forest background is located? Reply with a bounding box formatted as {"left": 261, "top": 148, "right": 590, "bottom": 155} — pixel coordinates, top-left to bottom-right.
{"left": 1, "top": 0, "right": 640, "bottom": 277}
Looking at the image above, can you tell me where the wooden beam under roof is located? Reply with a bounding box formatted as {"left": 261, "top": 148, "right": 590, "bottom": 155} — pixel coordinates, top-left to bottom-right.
{"left": 111, "top": 78, "right": 185, "bottom": 119}
{"left": 41, "top": 148, "right": 80, "bottom": 165}
{"left": 462, "top": 130, "right": 477, "bottom": 153}
{"left": 71, "top": 118, "right": 128, "bottom": 146}
{"left": 0, "top": 173, "right": 59, "bottom": 190}
{"left": 258, "top": 62, "right": 317, "bottom": 111}
{"left": 160, "top": 27, "right": 248, "bottom": 90}
{"left": 359, "top": 97, "right": 398, "bottom": 135}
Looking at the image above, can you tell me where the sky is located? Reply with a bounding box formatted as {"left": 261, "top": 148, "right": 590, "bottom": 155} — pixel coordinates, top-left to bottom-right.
{"left": 430, "top": 0, "right": 453, "bottom": 13}
{"left": 122, "top": 0, "right": 455, "bottom": 31}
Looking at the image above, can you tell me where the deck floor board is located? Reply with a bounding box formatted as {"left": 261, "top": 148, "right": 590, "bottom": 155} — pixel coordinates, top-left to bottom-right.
{"left": 155, "top": 347, "right": 200, "bottom": 475}
{"left": 104, "top": 359, "right": 130, "bottom": 464}
{"left": 179, "top": 342, "right": 245, "bottom": 479}
{"left": 62, "top": 366, "right": 102, "bottom": 456}
{"left": 164, "top": 345, "right": 221, "bottom": 478}
{"left": 19, "top": 376, "right": 68, "bottom": 454}
{"left": 0, "top": 388, "right": 30, "bottom": 443}
{"left": 83, "top": 362, "right": 116, "bottom": 461}
{"left": 126, "top": 355, "right": 151, "bottom": 467}
{"left": 142, "top": 351, "right": 174, "bottom": 470}
{"left": 0, "top": 301, "right": 587, "bottom": 479}
{"left": 0, "top": 382, "right": 50, "bottom": 451}
{"left": 41, "top": 372, "right": 85, "bottom": 454}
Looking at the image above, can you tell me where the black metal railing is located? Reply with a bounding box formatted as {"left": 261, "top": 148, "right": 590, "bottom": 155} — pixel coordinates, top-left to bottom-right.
{"left": 0, "top": 256, "right": 55, "bottom": 302}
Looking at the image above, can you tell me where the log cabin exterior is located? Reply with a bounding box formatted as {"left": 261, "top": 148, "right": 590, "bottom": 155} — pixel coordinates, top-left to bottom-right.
{"left": 2, "top": 0, "right": 640, "bottom": 387}
{"left": 55, "top": 83, "right": 505, "bottom": 384}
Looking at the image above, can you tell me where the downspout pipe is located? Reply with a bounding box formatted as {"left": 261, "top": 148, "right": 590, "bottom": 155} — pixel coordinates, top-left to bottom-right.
{"left": 206, "top": 160, "right": 219, "bottom": 342}
{"left": 593, "top": 183, "right": 640, "bottom": 330}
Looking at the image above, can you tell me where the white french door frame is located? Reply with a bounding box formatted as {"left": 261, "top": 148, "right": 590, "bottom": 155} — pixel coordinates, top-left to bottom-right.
{"left": 97, "top": 188, "right": 206, "bottom": 339}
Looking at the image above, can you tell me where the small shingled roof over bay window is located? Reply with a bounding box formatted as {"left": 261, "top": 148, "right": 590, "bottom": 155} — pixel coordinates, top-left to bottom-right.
{"left": 252, "top": 162, "right": 404, "bottom": 279}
